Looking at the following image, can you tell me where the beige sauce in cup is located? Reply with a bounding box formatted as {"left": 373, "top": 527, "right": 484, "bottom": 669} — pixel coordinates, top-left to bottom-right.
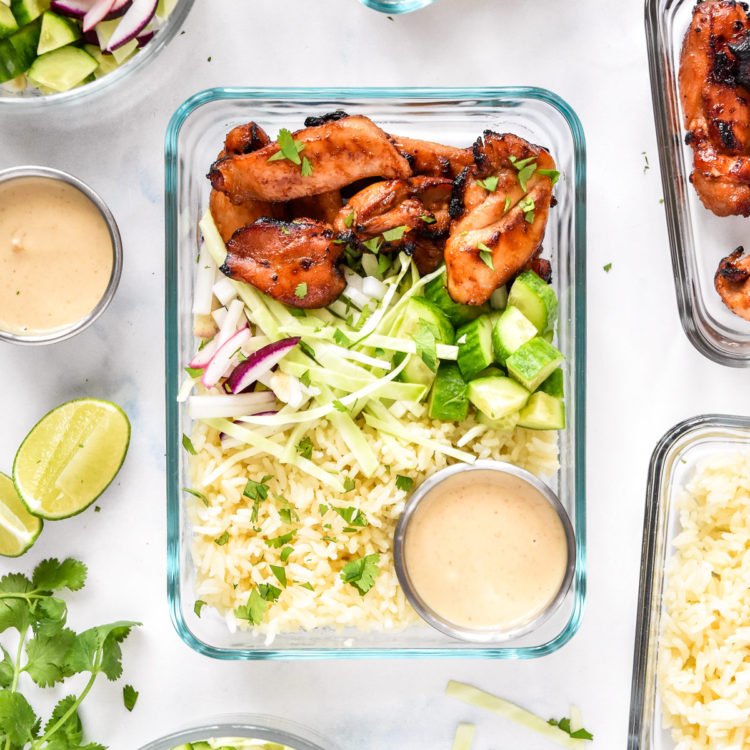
{"left": 0, "top": 177, "right": 113, "bottom": 336}
{"left": 404, "top": 469, "right": 569, "bottom": 630}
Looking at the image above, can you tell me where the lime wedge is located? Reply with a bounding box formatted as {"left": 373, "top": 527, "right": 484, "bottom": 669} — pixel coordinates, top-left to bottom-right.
{"left": 13, "top": 398, "right": 130, "bottom": 520}
{"left": 0, "top": 472, "right": 43, "bottom": 557}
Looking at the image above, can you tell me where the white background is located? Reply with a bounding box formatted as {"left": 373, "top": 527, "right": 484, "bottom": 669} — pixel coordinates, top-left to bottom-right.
{"left": 2, "top": 0, "right": 749, "bottom": 747}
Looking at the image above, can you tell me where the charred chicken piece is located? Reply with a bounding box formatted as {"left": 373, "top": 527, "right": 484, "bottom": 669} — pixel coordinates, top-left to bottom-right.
{"left": 333, "top": 176, "right": 453, "bottom": 274}
{"left": 223, "top": 122, "right": 272, "bottom": 155}
{"left": 288, "top": 190, "right": 343, "bottom": 224}
{"left": 680, "top": 0, "right": 750, "bottom": 216}
{"left": 715, "top": 246, "right": 750, "bottom": 319}
{"left": 221, "top": 219, "right": 345, "bottom": 309}
{"left": 208, "top": 115, "right": 412, "bottom": 204}
{"left": 392, "top": 136, "right": 474, "bottom": 178}
{"left": 445, "top": 132, "right": 556, "bottom": 305}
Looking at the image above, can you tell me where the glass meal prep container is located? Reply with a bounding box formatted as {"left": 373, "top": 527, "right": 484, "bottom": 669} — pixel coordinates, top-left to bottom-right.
{"left": 164, "top": 86, "right": 587, "bottom": 659}
{"left": 646, "top": 0, "right": 750, "bottom": 366}
{"left": 628, "top": 414, "right": 750, "bottom": 749}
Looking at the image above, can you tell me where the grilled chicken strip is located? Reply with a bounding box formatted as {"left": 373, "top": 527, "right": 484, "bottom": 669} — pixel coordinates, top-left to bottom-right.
{"left": 208, "top": 115, "right": 412, "bottom": 204}
{"left": 392, "top": 136, "right": 474, "bottom": 178}
{"left": 680, "top": 0, "right": 750, "bottom": 216}
{"left": 289, "top": 190, "right": 343, "bottom": 224}
{"left": 221, "top": 219, "right": 345, "bottom": 309}
{"left": 333, "top": 176, "right": 453, "bottom": 274}
{"left": 715, "top": 246, "right": 750, "bottom": 319}
{"left": 445, "top": 132, "right": 556, "bottom": 305}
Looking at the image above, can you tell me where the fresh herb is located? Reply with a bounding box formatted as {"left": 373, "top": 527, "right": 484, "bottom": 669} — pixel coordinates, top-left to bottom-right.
{"left": 275, "top": 494, "right": 299, "bottom": 524}
{"left": 266, "top": 530, "right": 296, "bottom": 548}
{"left": 548, "top": 718, "right": 594, "bottom": 741}
{"left": 374, "top": 347, "right": 386, "bottom": 358}
{"left": 299, "top": 341, "right": 316, "bottom": 360}
{"left": 420, "top": 214, "right": 436, "bottom": 224}
{"left": 94, "top": 506, "right": 101, "bottom": 513}
{"left": 318, "top": 503, "right": 329, "bottom": 516}
{"left": 382, "top": 225, "right": 408, "bottom": 242}
{"left": 184, "top": 365, "right": 202, "bottom": 378}
{"left": 343, "top": 210, "right": 355, "bottom": 228}
{"left": 414, "top": 320, "right": 438, "bottom": 373}
{"left": 183, "top": 487, "right": 209, "bottom": 507}
{"left": 281, "top": 225, "right": 291, "bottom": 235}
{"left": 332, "top": 506, "right": 368, "bottom": 527}
{"left": 477, "top": 242, "right": 494, "bottom": 270}
{"left": 299, "top": 582, "right": 314, "bottom": 591}
{"left": 536, "top": 168, "right": 560, "bottom": 185}
{"left": 280, "top": 546, "right": 294, "bottom": 562}
{"left": 362, "top": 237, "right": 382, "bottom": 255}
{"left": 0, "top": 558, "right": 138, "bottom": 750}
{"left": 332, "top": 399, "right": 349, "bottom": 412}
{"left": 301, "top": 156, "right": 313, "bottom": 177}
{"left": 517, "top": 161, "right": 537, "bottom": 192}
{"left": 518, "top": 195, "right": 535, "bottom": 224}
{"left": 603, "top": 263, "right": 612, "bottom": 272}
{"left": 270, "top": 565, "right": 287, "bottom": 587}
{"left": 207, "top": 56, "right": 211, "bottom": 62}
{"left": 340, "top": 554, "right": 380, "bottom": 596}
{"left": 214, "top": 530, "right": 229, "bottom": 546}
{"left": 182, "top": 434, "right": 197, "bottom": 455}
{"left": 642, "top": 151, "right": 649, "bottom": 173}
{"left": 333, "top": 328, "right": 352, "bottom": 347}
{"left": 377, "top": 253, "right": 392, "bottom": 275}
{"left": 299, "top": 369, "right": 311, "bottom": 387}
{"left": 343, "top": 476, "right": 356, "bottom": 492}
{"left": 395, "top": 475, "right": 414, "bottom": 492}
{"left": 295, "top": 282, "right": 308, "bottom": 299}
{"left": 194, "top": 600, "right": 206, "bottom": 617}
{"left": 322, "top": 535, "right": 338, "bottom": 543}
{"left": 476, "top": 175, "right": 499, "bottom": 192}
{"left": 268, "top": 128, "right": 305, "bottom": 166}
{"left": 257, "top": 583, "right": 281, "bottom": 602}
{"left": 244, "top": 475, "right": 272, "bottom": 523}
{"left": 296, "top": 436, "right": 313, "bottom": 460}
{"left": 384, "top": 464, "right": 391, "bottom": 474}
{"left": 123, "top": 685, "right": 138, "bottom": 712}
{"left": 234, "top": 588, "right": 267, "bottom": 625}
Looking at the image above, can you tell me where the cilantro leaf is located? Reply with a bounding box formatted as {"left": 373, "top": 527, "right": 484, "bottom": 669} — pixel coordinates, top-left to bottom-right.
{"left": 536, "top": 168, "right": 560, "bottom": 185}
{"left": 275, "top": 494, "right": 299, "bottom": 525}
{"left": 517, "top": 161, "right": 537, "bottom": 192}
{"left": 377, "top": 253, "right": 391, "bottom": 274}
{"left": 184, "top": 365, "right": 202, "bottom": 378}
{"left": 333, "top": 328, "right": 352, "bottom": 347}
{"left": 64, "top": 621, "right": 139, "bottom": 681}
{"left": 332, "top": 506, "right": 367, "bottom": 527}
{"left": 123, "top": 685, "right": 138, "bottom": 712}
{"left": 548, "top": 717, "right": 594, "bottom": 740}
{"left": 300, "top": 370, "right": 311, "bottom": 387}
{"left": 300, "top": 156, "right": 313, "bottom": 177}
{"left": 340, "top": 554, "right": 380, "bottom": 596}
{"left": 343, "top": 209, "right": 355, "bottom": 228}
{"left": 362, "top": 237, "right": 382, "bottom": 255}
{"left": 25, "top": 628, "right": 76, "bottom": 687}
{"left": 0, "top": 573, "right": 33, "bottom": 634}
{"left": 193, "top": 600, "right": 206, "bottom": 617}
{"left": 182, "top": 434, "right": 197, "bottom": 455}
{"left": 0, "top": 689, "right": 38, "bottom": 745}
{"left": 477, "top": 242, "right": 494, "bottom": 270}
{"left": 44, "top": 695, "right": 83, "bottom": 744}
{"left": 420, "top": 214, "right": 436, "bottom": 224}
{"left": 395, "top": 474, "right": 414, "bottom": 492}
{"left": 267, "top": 128, "right": 304, "bottom": 166}
{"left": 296, "top": 436, "right": 313, "bottom": 460}
{"left": 414, "top": 320, "right": 438, "bottom": 373}
{"left": 332, "top": 399, "right": 349, "bottom": 413}
{"left": 235, "top": 588, "right": 267, "bottom": 625}
{"left": 257, "top": 583, "right": 281, "bottom": 602}
{"left": 476, "top": 175, "right": 499, "bottom": 192}
{"left": 603, "top": 263, "right": 612, "bottom": 272}
{"left": 183, "top": 487, "right": 209, "bottom": 507}
{"left": 32, "top": 559, "right": 87, "bottom": 594}
{"left": 504, "top": 195, "right": 511, "bottom": 212}
{"left": 382, "top": 225, "right": 408, "bottom": 242}
{"left": 270, "top": 565, "right": 287, "bottom": 587}
{"left": 295, "top": 282, "right": 308, "bottom": 299}
{"left": 299, "top": 340, "right": 316, "bottom": 360}
{"left": 280, "top": 546, "right": 294, "bottom": 562}
{"left": 343, "top": 476, "right": 355, "bottom": 492}
{"left": 0, "top": 646, "right": 14, "bottom": 688}
{"left": 266, "top": 530, "right": 296, "bottom": 548}
{"left": 214, "top": 530, "right": 229, "bottom": 546}
{"left": 299, "top": 582, "right": 314, "bottom": 591}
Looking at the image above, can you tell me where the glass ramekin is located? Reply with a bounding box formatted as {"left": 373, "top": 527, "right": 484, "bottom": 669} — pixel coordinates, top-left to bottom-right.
{"left": 0, "top": 165, "right": 122, "bottom": 345}
{"left": 0, "top": 0, "right": 194, "bottom": 110}
{"left": 137, "top": 714, "right": 336, "bottom": 750}
{"left": 393, "top": 460, "right": 576, "bottom": 643}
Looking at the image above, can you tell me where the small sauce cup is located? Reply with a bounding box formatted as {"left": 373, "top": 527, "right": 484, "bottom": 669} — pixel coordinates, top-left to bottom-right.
{"left": 393, "top": 460, "right": 576, "bottom": 643}
{"left": 0, "top": 166, "right": 122, "bottom": 345}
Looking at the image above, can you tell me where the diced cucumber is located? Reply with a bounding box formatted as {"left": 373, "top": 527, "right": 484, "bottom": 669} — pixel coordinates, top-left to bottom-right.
{"left": 506, "top": 337, "right": 564, "bottom": 392}
{"left": 0, "top": 19, "right": 40, "bottom": 82}
{"left": 517, "top": 391, "right": 565, "bottom": 430}
{"left": 492, "top": 305, "right": 537, "bottom": 365}
{"left": 169, "top": 745, "right": 195, "bottom": 750}
{"left": 37, "top": 10, "right": 79, "bottom": 54}
{"left": 190, "top": 744, "right": 212, "bottom": 750}
{"left": 0, "top": 4, "right": 18, "bottom": 39}
{"left": 156, "top": 0, "right": 177, "bottom": 17}
{"left": 28, "top": 45, "right": 96, "bottom": 91}
{"left": 467, "top": 375, "right": 530, "bottom": 421}
{"left": 539, "top": 368, "right": 564, "bottom": 398}
{"left": 489, "top": 284, "right": 508, "bottom": 310}
{"left": 10, "top": 0, "right": 48, "bottom": 26}
{"left": 475, "top": 365, "right": 504, "bottom": 379}
{"left": 541, "top": 330, "right": 554, "bottom": 343}
{"left": 456, "top": 315, "right": 494, "bottom": 381}
{"left": 507, "top": 270, "right": 558, "bottom": 335}
{"left": 424, "top": 270, "right": 489, "bottom": 327}
{"left": 428, "top": 361, "right": 468, "bottom": 421}
{"left": 476, "top": 409, "right": 520, "bottom": 433}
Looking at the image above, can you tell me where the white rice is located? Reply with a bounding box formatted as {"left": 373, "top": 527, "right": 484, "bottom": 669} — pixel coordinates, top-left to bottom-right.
{"left": 188, "top": 414, "right": 559, "bottom": 642}
{"left": 658, "top": 452, "right": 750, "bottom": 749}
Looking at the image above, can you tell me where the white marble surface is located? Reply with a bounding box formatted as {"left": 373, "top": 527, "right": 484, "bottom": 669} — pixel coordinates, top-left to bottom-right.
{"left": 2, "top": 0, "right": 750, "bottom": 747}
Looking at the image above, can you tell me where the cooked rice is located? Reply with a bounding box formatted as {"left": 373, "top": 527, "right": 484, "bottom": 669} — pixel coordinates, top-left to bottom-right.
{"left": 659, "top": 453, "right": 750, "bottom": 749}
{"left": 188, "top": 413, "right": 559, "bottom": 643}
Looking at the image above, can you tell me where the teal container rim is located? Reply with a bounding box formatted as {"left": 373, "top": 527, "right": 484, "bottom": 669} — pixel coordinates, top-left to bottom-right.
{"left": 358, "top": 0, "right": 434, "bottom": 13}
{"left": 164, "top": 86, "right": 587, "bottom": 660}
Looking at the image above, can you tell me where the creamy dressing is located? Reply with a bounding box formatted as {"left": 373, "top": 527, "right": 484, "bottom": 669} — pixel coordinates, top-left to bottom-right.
{"left": 0, "top": 177, "right": 113, "bottom": 335}
{"left": 404, "top": 469, "right": 568, "bottom": 630}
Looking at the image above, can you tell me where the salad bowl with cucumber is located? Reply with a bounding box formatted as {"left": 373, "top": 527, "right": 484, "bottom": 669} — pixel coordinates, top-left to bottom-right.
{"left": 0, "top": 0, "right": 192, "bottom": 102}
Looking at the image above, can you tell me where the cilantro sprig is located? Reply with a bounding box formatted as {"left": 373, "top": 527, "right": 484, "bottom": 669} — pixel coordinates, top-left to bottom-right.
{"left": 268, "top": 128, "right": 313, "bottom": 176}
{"left": 340, "top": 554, "right": 380, "bottom": 596}
{"left": 0, "top": 558, "right": 139, "bottom": 750}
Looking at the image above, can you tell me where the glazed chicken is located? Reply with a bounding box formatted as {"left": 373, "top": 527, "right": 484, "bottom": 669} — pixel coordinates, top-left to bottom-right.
{"left": 208, "top": 114, "right": 412, "bottom": 204}
{"left": 332, "top": 176, "right": 453, "bottom": 274}
{"left": 444, "top": 132, "right": 556, "bottom": 305}
{"left": 715, "top": 246, "right": 750, "bottom": 319}
{"left": 680, "top": 0, "right": 750, "bottom": 216}
{"left": 221, "top": 219, "right": 345, "bottom": 308}
{"left": 391, "top": 136, "right": 474, "bottom": 178}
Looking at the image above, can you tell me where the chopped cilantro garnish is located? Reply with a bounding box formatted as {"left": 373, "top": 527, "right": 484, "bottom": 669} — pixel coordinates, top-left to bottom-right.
{"left": 296, "top": 436, "right": 314, "bottom": 460}
{"left": 268, "top": 128, "right": 305, "bottom": 166}
{"left": 343, "top": 209, "right": 355, "bottom": 228}
{"left": 257, "top": 583, "right": 280, "bottom": 602}
{"left": 333, "top": 506, "right": 367, "bottom": 527}
{"left": 300, "top": 369, "right": 311, "bottom": 387}
{"left": 332, "top": 399, "right": 349, "bottom": 412}
{"left": 382, "top": 225, "right": 408, "bottom": 242}
{"left": 184, "top": 365, "right": 202, "bottom": 378}
{"left": 377, "top": 253, "right": 392, "bottom": 275}
{"left": 536, "top": 168, "right": 560, "bottom": 185}
{"left": 280, "top": 545, "right": 294, "bottom": 562}
{"left": 603, "top": 263, "right": 612, "bottom": 272}
{"left": 334, "top": 328, "right": 352, "bottom": 347}
{"left": 319, "top": 503, "right": 329, "bottom": 515}
{"left": 504, "top": 195, "right": 512, "bottom": 212}
{"left": 214, "top": 530, "right": 229, "bottom": 546}
{"left": 276, "top": 493, "right": 299, "bottom": 524}
{"left": 343, "top": 476, "right": 356, "bottom": 492}
{"left": 477, "top": 242, "right": 494, "bottom": 270}
{"left": 420, "top": 214, "right": 436, "bottom": 224}
{"left": 244, "top": 476, "right": 271, "bottom": 502}
{"left": 182, "top": 434, "right": 197, "bottom": 455}
{"left": 395, "top": 475, "right": 414, "bottom": 492}
{"left": 194, "top": 599, "right": 206, "bottom": 617}
{"left": 266, "top": 530, "right": 296, "bottom": 548}
{"left": 235, "top": 588, "right": 267, "bottom": 625}
{"left": 517, "top": 161, "right": 537, "bottom": 192}
{"left": 270, "top": 565, "right": 287, "bottom": 587}
{"left": 183, "top": 487, "right": 209, "bottom": 507}
{"left": 362, "top": 236, "right": 382, "bottom": 255}
{"left": 295, "top": 282, "right": 308, "bottom": 299}
{"left": 414, "top": 320, "right": 438, "bottom": 373}
{"left": 123, "top": 685, "right": 138, "bottom": 712}
{"left": 299, "top": 582, "right": 314, "bottom": 591}
{"left": 548, "top": 718, "right": 594, "bottom": 741}
{"left": 301, "top": 156, "right": 313, "bottom": 177}
{"left": 322, "top": 534, "right": 338, "bottom": 543}
{"left": 340, "top": 554, "right": 380, "bottom": 596}
{"left": 476, "top": 175, "right": 499, "bottom": 192}
{"left": 299, "top": 341, "right": 316, "bottom": 360}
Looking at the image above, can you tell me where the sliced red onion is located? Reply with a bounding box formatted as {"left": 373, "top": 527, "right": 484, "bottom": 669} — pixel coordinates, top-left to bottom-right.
{"left": 226, "top": 338, "right": 300, "bottom": 395}
{"left": 201, "top": 326, "right": 251, "bottom": 389}
{"left": 105, "top": 0, "right": 131, "bottom": 19}
{"left": 82, "top": 28, "right": 102, "bottom": 45}
{"left": 83, "top": 0, "right": 117, "bottom": 32}
{"left": 188, "top": 337, "right": 219, "bottom": 369}
{"left": 50, "top": 0, "right": 96, "bottom": 17}
{"left": 106, "top": 0, "right": 158, "bottom": 50}
{"left": 136, "top": 28, "right": 154, "bottom": 46}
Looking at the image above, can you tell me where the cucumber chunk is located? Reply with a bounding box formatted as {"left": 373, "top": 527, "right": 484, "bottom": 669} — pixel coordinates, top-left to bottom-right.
{"left": 456, "top": 315, "right": 494, "bottom": 380}
{"left": 507, "top": 270, "right": 558, "bottom": 334}
{"left": 476, "top": 409, "right": 520, "bottom": 433}
{"left": 467, "top": 375, "right": 530, "bottom": 421}
{"left": 424, "top": 270, "right": 489, "bottom": 327}
{"left": 28, "top": 45, "right": 96, "bottom": 91}
{"left": 539, "top": 367, "right": 564, "bottom": 398}
{"left": 492, "top": 305, "right": 537, "bottom": 365}
{"left": 517, "top": 391, "right": 565, "bottom": 430}
{"left": 10, "top": 0, "right": 48, "bottom": 26}
{"left": 428, "top": 361, "right": 468, "bottom": 421}
{"left": 0, "top": 5, "right": 18, "bottom": 39}
{"left": 0, "top": 19, "right": 40, "bottom": 82}
{"left": 37, "top": 10, "right": 79, "bottom": 54}
{"left": 506, "top": 337, "right": 564, "bottom": 392}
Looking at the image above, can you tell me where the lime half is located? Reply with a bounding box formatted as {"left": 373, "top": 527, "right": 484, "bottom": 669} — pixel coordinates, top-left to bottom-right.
{"left": 0, "top": 472, "right": 43, "bottom": 557}
{"left": 13, "top": 398, "right": 130, "bottom": 520}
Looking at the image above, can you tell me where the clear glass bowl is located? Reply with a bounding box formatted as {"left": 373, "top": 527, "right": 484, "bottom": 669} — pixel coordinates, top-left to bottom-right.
{"left": 138, "top": 714, "right": 335, "bottom": 750}
{"left": 0, "top": 0, "right": 194, "bottom": 110}
{"left": 358, "top": 0, "right": 434, "bottom": 13}
{"left": 646, "top": 0, "right": 750, "bottom": 366}
{"left": 164, "top": 86, "right": 587, "bottom": 659}
{"left": 627, "top": 414, "right": 750, "bottom": 749}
